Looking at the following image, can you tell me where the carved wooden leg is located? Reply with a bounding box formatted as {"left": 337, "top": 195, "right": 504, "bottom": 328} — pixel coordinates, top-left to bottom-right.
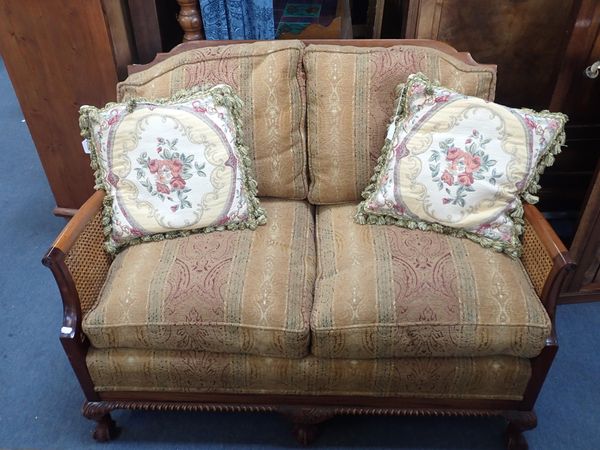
{"left": 83, "top": 402, "right": 120, "bottom": 442}
{"left": 92, "top": 414, "right": 119, "bottom": 442}
{"left": 504, "top": 411, "right": 537, "bottom": 450}
{"left": 279, "top": 406, "right": 335, "bottom": 446}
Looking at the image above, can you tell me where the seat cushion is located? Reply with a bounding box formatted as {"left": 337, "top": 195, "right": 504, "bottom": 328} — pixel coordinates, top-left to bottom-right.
{"left": 83, "top": 199, "right": 316, "bottom": 358}
{"left": 88, "top": 348, "right": 531, "bottom": 401}
{"left": 304, "top": 44, "right": 496, "bottom": 204}
{"left": 312, "top": 203, "right": 551, "bottom": 359}
{"left": 118, "top": 41, "right": 308, "bottom": 200}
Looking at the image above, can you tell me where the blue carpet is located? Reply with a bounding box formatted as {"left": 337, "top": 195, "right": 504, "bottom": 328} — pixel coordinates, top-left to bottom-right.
{"left": 0, "top": 58, "right": 599, "bottom": 450}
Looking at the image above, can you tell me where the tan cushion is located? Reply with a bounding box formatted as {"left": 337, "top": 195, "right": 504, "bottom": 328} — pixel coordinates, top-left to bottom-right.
{"left": 118, "top": 41, "right": 308, "bottom": 200}
{"left": 83, "top": 199, "right": 316, "bottom": 358}
{"left": 312, "top": 203, "right": 551, "bottom": 359}
{"left": 304, "top": 44, "right": 497, "bottom": 204}
{"left": 88, "top": 348, "right": 531, "bottom": 400}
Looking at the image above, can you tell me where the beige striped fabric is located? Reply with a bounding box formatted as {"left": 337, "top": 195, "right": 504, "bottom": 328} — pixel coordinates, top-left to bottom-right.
{"left": 304, "top": 44, "right": 497, "bottom": 204}
{"left": 83, "top": 199, "right": 316, "bottom": 358}
{"left": 311, "top": 203, "right": 551, "bottom": 359}
{"left": 87, "top": 348, "right": 531, "bottom": 400}
{"left": 118, "top": 41, "right": 308, "bottom": 200}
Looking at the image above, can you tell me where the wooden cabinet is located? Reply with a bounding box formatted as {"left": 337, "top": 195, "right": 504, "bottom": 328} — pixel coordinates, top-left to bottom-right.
{"left": 550, "top": 0, "right": 600, "bottom": 302}
{"left": 404, "top": 0, "right": 579, "bottom": 110}
{"left": 0, "top": 0, "right": 134, "bottom": 215}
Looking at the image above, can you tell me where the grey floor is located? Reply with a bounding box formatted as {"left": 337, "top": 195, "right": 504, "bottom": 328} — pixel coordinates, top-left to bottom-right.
{"left": 1, "top": 58, "right": 599, "bottom": 450}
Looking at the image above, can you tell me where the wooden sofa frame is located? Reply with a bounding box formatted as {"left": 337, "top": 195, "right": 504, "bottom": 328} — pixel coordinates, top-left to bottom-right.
{"left": 43, "top": 40, "right": 575, "bottom": 449}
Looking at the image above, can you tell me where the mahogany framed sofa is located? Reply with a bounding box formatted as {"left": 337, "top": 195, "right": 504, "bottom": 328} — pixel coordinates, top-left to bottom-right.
{"left": 43, "top": 39, "right": 574, "bottom": 449}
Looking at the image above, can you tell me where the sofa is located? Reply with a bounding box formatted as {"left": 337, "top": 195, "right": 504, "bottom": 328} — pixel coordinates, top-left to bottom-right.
{"left": 43, "top": 39, "right": 573, "bottom": 449}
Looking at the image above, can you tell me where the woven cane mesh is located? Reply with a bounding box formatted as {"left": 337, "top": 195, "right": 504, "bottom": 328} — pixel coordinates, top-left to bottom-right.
{"left": 64, "top": 211, "right": 111, "bottom": 316}
{"left": 521, "top": 219, "right": 554, "bottom": 298}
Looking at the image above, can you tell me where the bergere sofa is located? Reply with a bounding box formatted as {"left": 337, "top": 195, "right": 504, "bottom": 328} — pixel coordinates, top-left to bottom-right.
{"left": 43, "top": 39, "right": 574, "bottom": 449}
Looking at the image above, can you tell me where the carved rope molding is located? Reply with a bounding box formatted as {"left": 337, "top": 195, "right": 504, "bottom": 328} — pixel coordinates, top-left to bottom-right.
{"left": 83, "top": 400, "right": 531, "bottom": 419}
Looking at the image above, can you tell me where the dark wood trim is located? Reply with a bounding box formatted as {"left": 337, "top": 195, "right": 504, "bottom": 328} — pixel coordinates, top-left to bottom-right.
{"left": 83, "top": 398, "right": 532, "bottom": 445}
{"left": 522, "top": 334, "right": 558, "bottom": 411}
{"left": 559, "top": 290, "right": 600, "bottom": 304}
{"left": 42, "top": 191, "right": 106, "bottom": 402}
{"left": 98, "top": 391, "right": 521, "bottom": 410}
{"left": 42, "top": 247, "right": 99, "bottom": 401}
{"left": 127, "top": 38, "right": 496, "bottom": 75}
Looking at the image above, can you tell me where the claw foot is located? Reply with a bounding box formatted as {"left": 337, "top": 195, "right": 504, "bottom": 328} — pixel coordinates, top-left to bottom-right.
{"left": 292, "top": 423, "right": 318, "bottom": 446}
{"left": 503, "top": 410, "right": 536, "bottom": 450}
{"left": 92, "top": 414, "right": 120, "bottom": 442}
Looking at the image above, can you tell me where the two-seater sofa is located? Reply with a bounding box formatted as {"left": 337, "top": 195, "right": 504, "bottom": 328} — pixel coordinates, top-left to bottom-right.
{"left": 43, "top": 40, "right": 573, "bottom": 449}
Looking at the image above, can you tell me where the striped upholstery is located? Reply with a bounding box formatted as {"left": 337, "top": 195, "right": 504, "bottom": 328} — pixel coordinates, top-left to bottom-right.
{"left": 118, "top": 41, "right": 308, "bottom": 200}
{"left": 87, "top": 348, "right": 531, "bottom": 400}
{"left": 311, "top": 203, "right": 551, "bottom": 359}
{"left": 304, "top": 44, "right": 497, "bottom": 204}
{"left": 83, "top": 199, "right": 316, "bottom": 358}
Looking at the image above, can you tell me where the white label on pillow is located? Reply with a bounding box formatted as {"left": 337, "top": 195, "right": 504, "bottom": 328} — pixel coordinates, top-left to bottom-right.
{"left": 386, "top": 123, "right": 396, "bottom": 141}
{"left": 81, "top": 140, "right": 90, "bottom": 154}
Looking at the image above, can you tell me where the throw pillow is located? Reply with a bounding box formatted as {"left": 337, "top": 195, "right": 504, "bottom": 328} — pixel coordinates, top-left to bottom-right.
{"left": 80, "top": 84, "right": 266, "bottom": 254}
{"left": 356, "top": 73, "right": 567, "bottom": 258}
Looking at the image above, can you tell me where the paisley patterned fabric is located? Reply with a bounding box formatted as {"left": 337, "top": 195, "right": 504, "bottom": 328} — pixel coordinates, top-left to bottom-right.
{"left": 199, "top": 0, "right": 275, "bottom": 40}
{"left": 83, "top": 199, "right": 316, "bottom": 358}
{"left": 357, "top": 74, "right": 567, "bottom": 257}
{"left": 118, "top": 41, "right": 307, "bottom": 199}
{"left": 80, "top": 85, "right": 265, "bottom": 253}
{"left": 304, "top": 44, "right": 497, "bottom": 204}
{"left": 87, "top": 348, "right": 531, "bottom": 400}
{"left": 312, "top": 203, "right": 551, "bottom": 359}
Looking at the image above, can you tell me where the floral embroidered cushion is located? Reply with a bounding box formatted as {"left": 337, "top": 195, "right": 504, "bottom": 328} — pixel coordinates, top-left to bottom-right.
{"left": 356, "top": 73, "right": 567, "bottom": 258}
{"left": 80, "top": 84, "right": 266, "bottom": 254}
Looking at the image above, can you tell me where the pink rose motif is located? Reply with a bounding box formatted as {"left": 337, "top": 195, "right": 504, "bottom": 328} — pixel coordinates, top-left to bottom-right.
{"left": 148, "top": 159, "right": 160, "bottom": 174}
{"left": 457, "top": 172, "right": 474, "bottom": 186}
{"left": 170, "top": 176, "right": 186, "bottom": 190}
{"left": 170, "top": 159, "right": 183, "bottom": 176}
{"left": 441, "top": 170, "right": 454, "bottom": 186}
{"left": 442, "top": 198, "right": 451, "bottom": 205}
{"left": 446, "top": 147, "right": 462, "bottom": 161}
{"left": 156, "top": 182, "right": 170, "bottom": 194}
{"left": 170, "top": 205, "right": 179, "bottom": 212}
{"left": 465, "top": 154, "right": 481, "bottom": 173}
{"left": 435, "top": 94, "right": 450, "bottom": 103}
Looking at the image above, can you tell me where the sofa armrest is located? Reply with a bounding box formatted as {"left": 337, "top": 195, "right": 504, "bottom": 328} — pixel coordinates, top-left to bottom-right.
{"left": 521, "top": 204, "right": 575, "bottom": 322}
{"left": 42, "top": 190, "right": 110, "bottom": 337}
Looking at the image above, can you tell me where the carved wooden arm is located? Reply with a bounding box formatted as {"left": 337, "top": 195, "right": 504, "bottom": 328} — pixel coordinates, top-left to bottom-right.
{"left": 42, "top": 190, "right": 110, "bottom": 400}
{"left": 521, "top": 204, "right": 575, "bottom": 322}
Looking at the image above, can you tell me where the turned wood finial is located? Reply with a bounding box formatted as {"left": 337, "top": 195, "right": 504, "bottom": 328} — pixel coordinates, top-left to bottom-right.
{"left": 176, "top": 0, "right": 204, "bottom": 41}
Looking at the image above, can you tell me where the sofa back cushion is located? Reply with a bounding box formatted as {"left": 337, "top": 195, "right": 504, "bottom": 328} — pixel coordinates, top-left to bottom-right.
{"left": 118, "top": 41, "right": 308, "bottom": 200}
{"left": 304, "top": 44, "right": 497, "bottom": 204}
